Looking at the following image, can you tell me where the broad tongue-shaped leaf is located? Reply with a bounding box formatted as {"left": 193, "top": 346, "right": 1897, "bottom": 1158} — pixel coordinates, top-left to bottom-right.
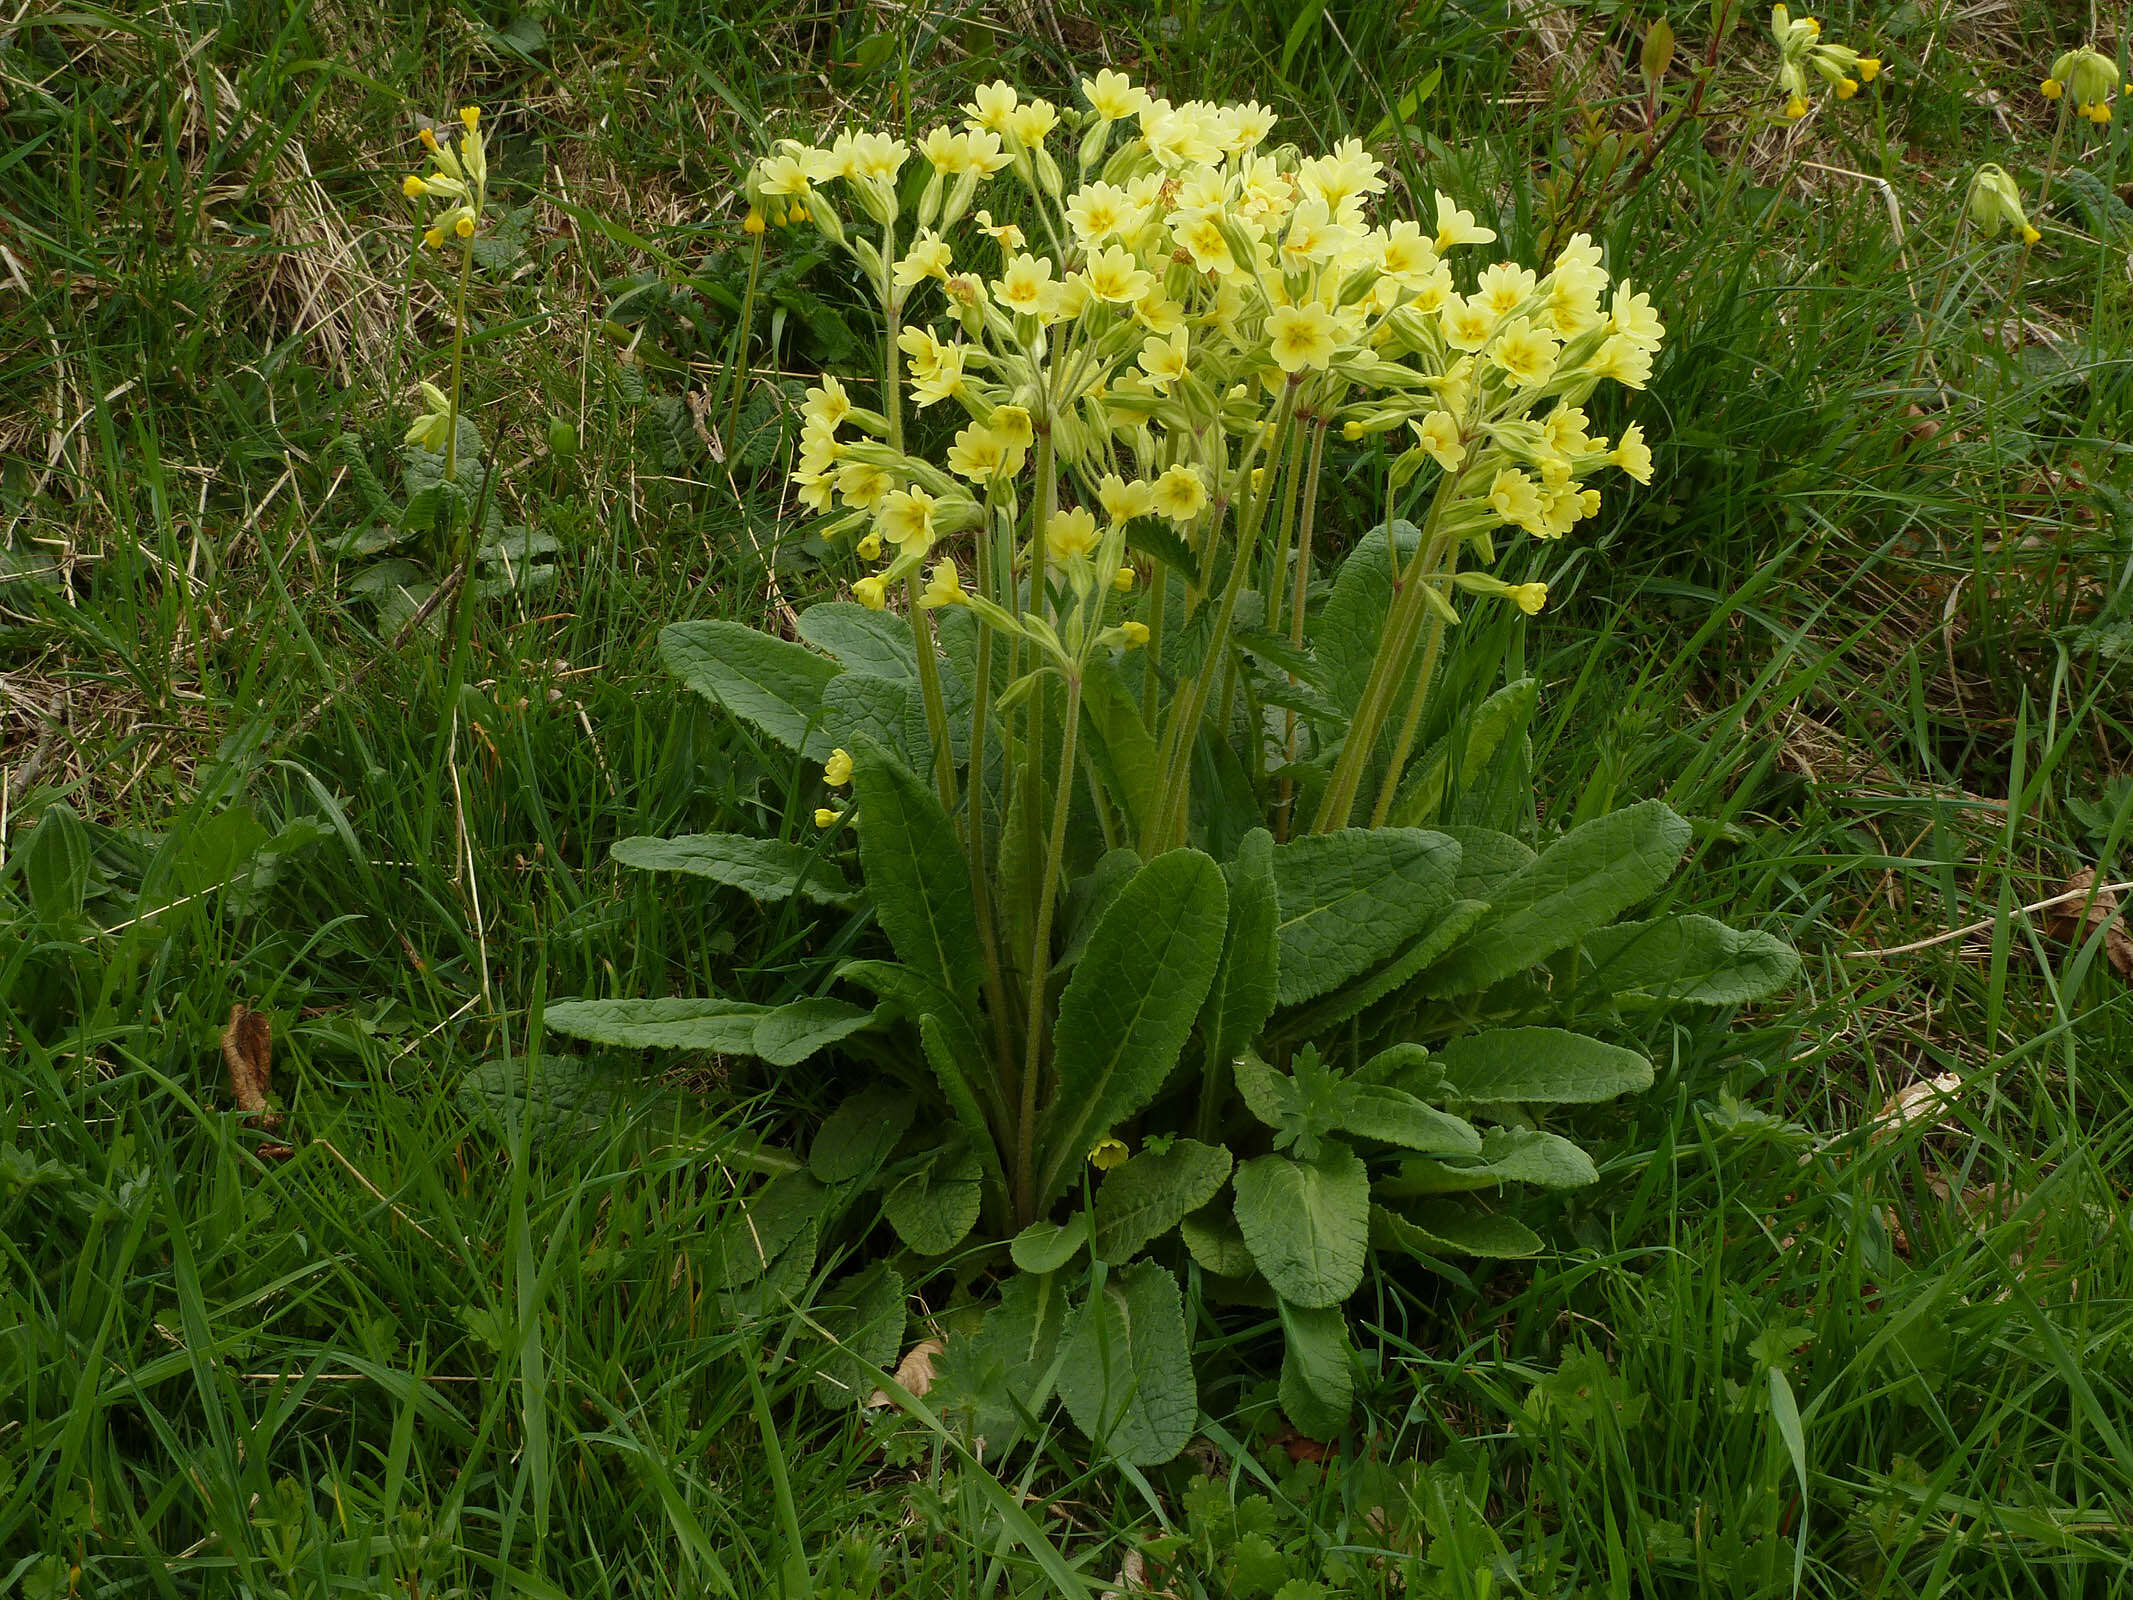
{"left": 1232, "top": 1141, "right": 1370, "bottom": 1308}
{"left": 1055, "top": 1262, "right": 1196, "bottom": 1465}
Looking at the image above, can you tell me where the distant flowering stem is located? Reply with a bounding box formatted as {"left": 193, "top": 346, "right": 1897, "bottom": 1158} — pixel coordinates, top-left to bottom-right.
{"left": 1370, "top": 533, "right": 1461, "bottom": 828}
{"left": 723, "top": 226, "right": 766, "bottom": 455}
{"left": 442, "top": 234, "right": 474, "bottom": 493}
{"left": 1015, "top": 667, "right": 1081, "bottom": 1228}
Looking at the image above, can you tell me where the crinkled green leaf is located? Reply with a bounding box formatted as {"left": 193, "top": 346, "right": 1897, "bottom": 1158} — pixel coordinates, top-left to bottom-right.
{"left": 1378, "top": 1127, "right": 1599, "bottom": 1195}
{"left": 1010, "top": 1213, "right": 1089, "bottom": 1274}
{"left": 1267, "top": 898, "right": 1489, "bottom": 1046}
{"left": 1579, "top": 914, "right": 1800, "bottom": 1006}
{"left": 1180, "top": 1203, "right": 1256, "bottom": 1278}
{"left": 708, "top": 1172, "right": 826, "bottom": 1288}
{"left": 541, "top": 995, "right": 874, "bottom": 1067}
{"left": 934, "top": 1269, "right": 1069, "bottom": 1449}
{"left": 1336, "top": 1086, "right": 1480, "bottom": 1156}
{"left": 798, "top": 600, "right": 918, "bottom": 677}
{"left": 1233, "top": 1143, "right": 1370, "bottom": 1308}
{"left": 661, "top": 620, "right": 838, "bottom": 758}
{"left": 1200, "top": 829, "right": 1281, "bottom": 1070}
{"left": 1037, "top": 849, "right": 1228, "bottom": 1206}
{"left": 612, "top": 833, "right": 860, "bottom": 907}
{"left": 1373, "top": 1199, "right": 1543, "bottom": 1259}
{"left": 810, "top": 1084, "right": 916, "bottom": 1184}
{"left": 1277, "top": 1299, "right": 1355, "bottom": 1440}
{"left": 1079, "top": 656, "right": 1163, "bottom": 841}
{"left": 849, "top": 739, "right": 983, "bottom": 1009}
{"left": 1439, "top": 824, "right": 1537, "bottom": 901}
{"left": 883, "top": 1143, "right": 984, "bottom": 1256}
{"left": 1421, "top": 801, "right": 1690, "bottom": 996}
{"left": 1056, "top": 1262, "right": 1196, "bottom": 1465}
{"left": 1270, "top": 828, "right": 1461, "bottom": 1005}
{"left": 1434, "top": 1026, "right": 1654, "bottom": 1105}
{"left": 823, "top": 672, "right": 925, "bottom": 773}
{"left": 1092, "top": 1139, "right": 1234, "bottom": 1262}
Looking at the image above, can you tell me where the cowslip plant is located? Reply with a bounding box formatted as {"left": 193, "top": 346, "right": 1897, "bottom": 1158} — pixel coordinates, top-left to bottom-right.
{"left": 1767, "top": 5, "right": 1881, "bottom": 120}
{"left": 546, "top": 76, "right": 1797, "bottom": 1457}
{"left": 336, "top": 107, "right": 559, "bottom": 634}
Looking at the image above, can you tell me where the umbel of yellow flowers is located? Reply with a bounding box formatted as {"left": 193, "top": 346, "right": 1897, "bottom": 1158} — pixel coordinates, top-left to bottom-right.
{"left": 752, "top": 73, "right": 1662, "bottom": 665}
{"left": 403, "top": 106, "right": 488, "bottom": 250}
{"left": 2042, "top": 46, "right": 2123, "bottom": 123}
{"left": 1769, "top": 5, "right": 1881, "bottom": 119}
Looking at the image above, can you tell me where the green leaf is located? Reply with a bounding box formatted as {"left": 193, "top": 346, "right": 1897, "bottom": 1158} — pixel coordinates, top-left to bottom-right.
{"left": 1337, "top": 1086, "right": 1480, "bottom": 1157}
{"left": 1056, "top": 1262, "right": 1196, "bottom": 1465}
{"left": 823, "top": 672, "right": 925, "bottom": 773}
{"left": 1200, "top": 829, "right": 1281, "bottom": 1071}
{"left": 812, "top": 1263, "right": 905, "bottom": 1407}
{"left": 1420, "top": 801, "right": 1691, "bottom": 996}
{"left": 21, "top": 802, "right": 93, "bottom": 932}
{"left": 1266, "top": 898, "right": 1490, "bottom": 1046}
{"left": 835, "top": 958, "right": 1008, "bottom": 1156}
{"left": 1010, "top": 1213, "right": 1089, "bottom": 1274}
{"left": 1179, "top": 1203, "right": 1256, "bottom": 1277}
{"left": 708, "top": 1172, "right": 826, "bottom": 1287}
{"left": 1092, "top": 1139, "right": 1234, "bottom": 1263}
{"left": 1313, "top": 521, "right": 1420, "bottom": 715}
{"left": 541, "top": 995, "right": 874, "bottom": 1068}
{"left": 1038, "top": 849, "right": 1228, "bottom": 1207}
{"left": 934, "top": 1269, "right": 1069, "bottom": 1449}
{"left": 1373, "top": 1199, "right": 1543, "bottom": 1259}
{"left": 1378, "top": 1127, "right": 1599, "bottom": 1195}
{"left": 1277, "top": 1299, "right": 1354, "bottom": 1440}
{"left": 1079, "top": 657, "right": 1163, "bottom": 841}
{"left": 849, "top": 739, "right": 983, "bottom": 1008}
{"left": 660, "top": 620, "right": 839, "bottom": 758}
{"left": 1057, "top": 848, "right": 1142, "bottom": 973}
{"left": 1579, "top": 914, "right": 1800, "bottom": 1006}
{"left": 797, "top": 600, "right": 917, "bottom": 677}
{"left": 1232, "top": 1143, "right": 1370, "bottom": 1308}
{"left": 1270, "top": 828, "right": 1460, "bottom": 1005}
{"left": 883, "top": 1143, "right": 984, "bottom": 1255}
{"left": 1440, "top": 825, "right": 1537, "bottom": 900}
{"left": 811, "top": 1084, "right": 916, "bottom": 1184}
{"left": 1388, "top": 678, "right": 1537, "bottom": 828}
{"left": 1434, "top": 1027, "right": 1654, "bottom": 1105}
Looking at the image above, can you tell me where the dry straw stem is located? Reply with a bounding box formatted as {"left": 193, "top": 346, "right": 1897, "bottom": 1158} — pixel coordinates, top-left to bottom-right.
{"left": 1846, "top": 876, "right": 2133, "bottom": 958}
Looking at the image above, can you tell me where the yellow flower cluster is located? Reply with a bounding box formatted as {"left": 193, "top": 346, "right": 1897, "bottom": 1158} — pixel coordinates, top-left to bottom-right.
{"left": 1769, "top": 6, "right": 1881, "bottom": 118}
{"left": 2042, "top": 47, "right": 2122, "bottom": 123}
{"left": 757, "top": 73, "right": 1661, "bottom": 636}
{"left": 404, "top": 106, "right": 487, "bottom": 248}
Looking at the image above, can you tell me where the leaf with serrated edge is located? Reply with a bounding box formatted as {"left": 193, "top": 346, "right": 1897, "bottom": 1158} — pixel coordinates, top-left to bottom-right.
{"left": 1201, "top": 830, "right": 1281, "bottom": 1071}
{"left": 708, "top": 1172, "right": 826, "bottom": 1288}
{"left": 1010, "top": 1214, "right": 1089, "bottom": 1274}
{"left": 610, "top": 833, "right": 859, "bottom": 907}
{"left": 1278, "top": 1299, "right": 1355, "bottom": 1439}
{"left": 1337, "top": 1086, "right": 1480, "bottom": 1156}
{"left": 1434, "top": 1027, "right": 1653, "bottom": 1105}
{"left": 1092, "top": 1139, "right": 1233, "bottom": 1262}
{"left": 1580, "top": 914, "right": 1800, "bottom": 1006}
{"left": 542, "top": 996, "right": 874, "bottom": 1066}
{"left": 1180, "top": 1203, "right": 1257, "bottom": 1277}
{"left": 850, "top": 739, "right": 983, "bottom": 1008}
{"left": 660, "top": 620, "right": 838, "bottom": 758}
{"left": 1421, "top": 801, "right": 1690, "bottom": 996}
{"left": 1267, "top": 899, "right": 1489, "bottom": 1047}
{"left": 1056, "top": 1262, "right": 1196, "bottom": 1465}
{"left": 1233, "top": 1144, "right": 1370, "bottom": 1308}
{"left": 812, "top": 1263, "right": 905, "bottom": 1407}
{"left": 1037, "top": 850, "right": 1227, "bottom": 1207}
{"left": 883, "top": 1144, "right": 984, "bottom": 1255}
{"left": 811, "top": 1084, "right": 917, "bottom": 1184}
{"left": 1377, "top": 1128, "right": 1599, "bottom": 1196}
{"left": 1270, "top": 828, "right": 1461, "bottom": 1005}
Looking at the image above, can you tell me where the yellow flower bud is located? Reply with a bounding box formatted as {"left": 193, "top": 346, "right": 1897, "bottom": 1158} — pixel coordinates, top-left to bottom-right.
{"left": 423, "top": 226, "right": 445, "bottom": 249}
{"left": 403, "top": 175, "right": 428, "bottom": 198}
{"left": 420, "top": 126, "right": 440, "bottom": 150}
{"left": 1342, "top": 419, "right": 1363, "bottom": 440}
{"left": 1120, "top": 621, "right": 1149, "bottom": 648}
{"left": 1113, "top": 565, "right": 1135, "bottom": 593}
{"left": 744, "top": 207, "right": 766, "bottom": 235}
{"left": 2042, "top": 77, "right": 2064, "bottom": 99}
{"left": 460, "top": 105, "right": 481, "bottom": 130}
{"left": 454, "top": 213, "right": 475, "bottom": 238}
{"left": 814, "top": 808, "right": 841, "bottom": 829}
{"left": 1089, "top": 1137, "right": 1129, "bottom": 1170}
{"left": 1857, "top": 57, "right": 1881, "bottom": 81}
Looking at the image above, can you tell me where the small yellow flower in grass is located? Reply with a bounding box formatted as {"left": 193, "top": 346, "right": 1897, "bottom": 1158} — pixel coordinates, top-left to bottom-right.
{"left": 1966, "top": 163, "right": 2038, "bottom": 242}
{"left": 1509, "top": 582, "right": 1549, "bottom": 614}
{"left": 852, "top": 575, "right": 887, "bottom": 610}
{"left": 403, "top": 175, "right": 428, "bottom": 198}
{"left": 1267, "top": 302, "right": 1338, "bottom": 371}
{"left": 423, "top": 225, "right": 445, "bottom": 250}
{"left": 1008, "top": 99, "right": 1059, "bottom": 146}
{"left": 991, "top": 405, "right": 1034, "bottom": 450}
{"left": 758, "top": 153, "right": 815, "bottom": 196}
{"left": 919, "top": 125, "right": 972, "bottom": 174}
{"left": 1474, "top": 261, "right": 1538, "bottom": 319}
{"left": 1152, "top": 463, "right": 1209, "bottom": 524}
{"left": 454, "top": 213, "right": 475, "bottom": 238}
{"left": 1342, "top": 419, "right": 1364, "bottom": 441}
{"left": 1089, "top": 1137, "right": 1129, "bottom": 1170}
{"left": 1097, "top": 473, "right": 1157, "bottom": 524}
{"left": 1608, "top": 284, "right": 1665, "bottom": 351}
{"left": 460, "top": 105, "right": 481, "bottom": 131}
{"left": 877, "top": 486, "right": 939, "bottom": 553}
{"left": 919, "top": 559, "right": 967, "bottom": 608}
{"left": 823, "top": 748, "right": 854, "bottom": 787}
{"left": 946, "top": 424, "right": 1013, "bottom": 482}
{"left": 419, "top": 126, "right": 440, "bottom": 151}
{"left": 838, "top": 462, "right": 894, "bottom": 511}
{"left": 856, "top": 532, "right": 883, "bottom": 560}
{"left": 802, "top": 376, "right": 852, "bottom": 431}
{"left": 1612, "top": 421, "right": 1654, "bottom": 484}
{"left": 893, "top": 229, "right": 953, "bottom": 288}
{"left": 1784, "top": 94, "right": 1810, "bottom": 118}
{"left": 1046, "top": 506, "right": 1102, "bottom": 563}
{"left": 1065, "top": 181, "right": 1139, "bottom": 244}
{"left": 966, "top": 80, "right": 1019, "bottom": 133}
{"left": 2042, "top": 76, "right": 2064, "bottom": 99}
{"left": 1414, "top": 411, "right": 1464, "bottom": 471}
{"left": 1588, "top": 333, "right": 1654, "bottom": 389}
{"left": 1082, "top": 68, "right": 1149, "bottom": 121}
{"left": 973, "top": 209, "right": 1025, "bottom": 251}
{"left": 1432, "top": 191, "right": 1496, "bottom": 251}
{"left": 1119, "top": 620, "right": 1149, "bottom": 647}
{"left": 743, "top": 207, "right": 766, "bottom": 235}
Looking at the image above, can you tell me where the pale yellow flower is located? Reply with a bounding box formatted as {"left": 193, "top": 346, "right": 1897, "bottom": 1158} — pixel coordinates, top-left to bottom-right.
{"left": 1046, "top": 505, "right": 1102, "bottom": 562}
{"left": 1474, "top": 262, "right": 1538, "bottom": 319}
{"left": 1489, "top": 316, "right": 1561, "bottom": 387}
{"left": 823, "top": 748, "right": 854, "bottom": 787}
{"left": 1066, "top": 181, "right": 1140, "bottom": 244}
{"left": 918, "top": 559, "right": 967, "bottom": 608}
{"left": 1097, "top": 473, "right": 1158, "bottom": 524}
{"left": 1152, "top": 463, "right": 1209, "bottom": 523}
{"left": 995, "top": 252, "right": 1056, "bottom": 315}
{"left": 1267, "top": 302, "right": 1338, "bottom": 371}
{"left": 1612, "top": 420, "right": 1654, "bottom": 484}
{"left": 1082, "top": 68, "right": 1149, "bottom": 121}
{"left": 877, "top": 486, "right": 938, "bottom": 553}
{"left": 1138, "top": 327, "right": 1191, "bottom": 392}
{"left": 892, "top": 230, "right": 953, "bottom": 288}
{"left": 1608, "top": 284, "right": 1665, "bottom": 352}
{"left": 966, "top": 80, "right": 1019, "bottom": 133}
{"left": 836, "top": 461, "right": 896, "bottom": 510}
{"left": 1414, "top": 411, "right": 1464, "bottom": 470}
{"left": 1432, "top": 192, "right": 1496, "bottom": 250}
{"left": 1084, "top": 244, "right": 1154, "bottom": 304}
{"left": 852, "top": 575, "right": 887, "bottom": 610}
{"left": 1439, "top": 294, "right": 1495, "bottom": 352}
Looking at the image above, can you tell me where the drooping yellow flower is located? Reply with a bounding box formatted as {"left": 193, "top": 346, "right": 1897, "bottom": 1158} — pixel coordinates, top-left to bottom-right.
{"left": 852, "top": 575, "right": 887, "bottom": 610}
{"left": 1608, "top": 284, "right": 1666, "bottom": 351}
{"left": 1488, "top": 468, "right": 1545, "bottom": 532}
{"left": 823, "top": 748, "right": 854, "bottom": 787}
{"left": 1119, "top": 620, "right": 1150, "bottom": 648}
{"left": 815, "top": 807, "right": 843, "bottom": 829}
{"left": 1267, "top": 302, "right": 1338, "bottom": 371}
{"left": 1588, "top": 333, "right": 1653, "bottom": 390}
{"left": 919, "top": 559, "right": 968, "bottom": 608}
{"left": 1508, "top": 582, "right": 1548, "bottom": 614}
{"left": 1612, "top": 421, "right": 1655, "bottom": 484}
{"left": 1089, "top": 1137, "right": 1129, "bottom": 1170}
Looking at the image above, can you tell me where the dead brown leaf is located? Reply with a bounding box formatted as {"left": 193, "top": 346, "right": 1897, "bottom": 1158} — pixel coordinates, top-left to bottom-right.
{"left": 864, "top": 1336, "right": 944, "bottom": 1410}
{"left": 1872, "top": 1072, "right": 1964, "bottom": 1139}
{"left": 221, "top": 1003, "right": 291, "bottom": 1158}
{"left": 2043, "top": 868, "right": 2133, "bottom": 982}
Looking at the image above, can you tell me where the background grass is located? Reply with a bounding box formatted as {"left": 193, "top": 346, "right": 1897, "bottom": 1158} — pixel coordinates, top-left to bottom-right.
{"left": 4, "top": 0, "right": 2131, "bottom": 1595}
